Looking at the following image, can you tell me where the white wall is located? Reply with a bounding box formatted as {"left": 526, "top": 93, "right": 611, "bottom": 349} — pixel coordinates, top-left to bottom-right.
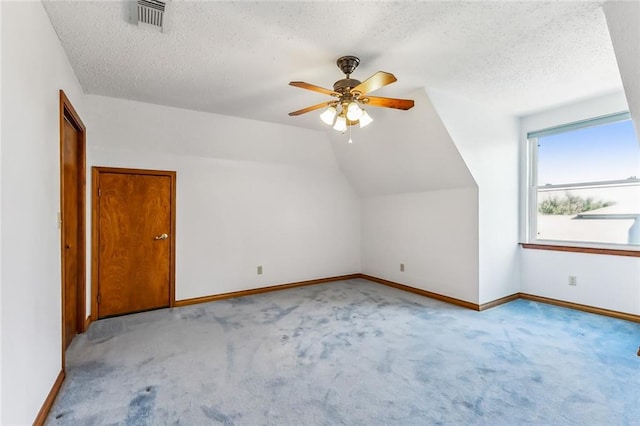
{"left": 85, "top": 95, "right": 361, "bottom": 302}
{"left": 428, "top": 89, "right": 520, "bottom": 304}
{"left": 362, "top": 188, "right": 479, "bottom": 303}
{"left": 521, "top": 249, "right": 640, "bottom": 314}
{"left": 520, "top": 91, "right": 640, "bottom": 315}
{"left": 343, "top": 89, "right": 479, "bottom": 303}
{"left": 1, "top": 2, "right": 85, "bottom": 423}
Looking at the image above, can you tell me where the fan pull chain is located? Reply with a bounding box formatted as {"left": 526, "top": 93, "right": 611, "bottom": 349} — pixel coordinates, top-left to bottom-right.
{"left": 348, "top": 122, "right": 353, "bottom": 144}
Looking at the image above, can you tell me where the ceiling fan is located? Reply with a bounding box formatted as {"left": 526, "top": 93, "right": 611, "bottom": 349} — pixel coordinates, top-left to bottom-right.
{"left": 288, "top": 56, "right": 415, "bottom": 133}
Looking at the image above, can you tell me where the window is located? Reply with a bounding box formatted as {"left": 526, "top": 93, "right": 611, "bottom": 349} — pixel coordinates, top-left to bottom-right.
{"left": 526, "top": 112, "right": 640, "bottom": 248}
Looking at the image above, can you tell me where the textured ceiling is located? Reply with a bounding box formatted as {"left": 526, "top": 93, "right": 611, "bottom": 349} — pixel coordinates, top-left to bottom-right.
{"left": 43, "top": 1, "right": 623, "bottom": 129}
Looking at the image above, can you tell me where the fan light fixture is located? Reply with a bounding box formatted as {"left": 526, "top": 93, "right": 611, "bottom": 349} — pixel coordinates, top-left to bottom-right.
{"left": 320, "top": 106, "right": 337, "bottom": 125}
{"left": 346, "top": 102, "right": 363, "bottom": 121}
{"left": 322, "top": 103, "right": 373, "bottom": 132}
{"left": 288, "top": 55, "right": 415, "bottom": 142}
{"left": 359, "top": 110, "right": 373, "bottom": 127}
{"left": 333, "top": 115, "right": 347, "bottom": 132}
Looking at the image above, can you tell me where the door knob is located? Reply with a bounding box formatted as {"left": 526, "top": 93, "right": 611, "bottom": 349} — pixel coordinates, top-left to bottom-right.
{"left": 154, "top": 233, "right": 169, "bottom": 240}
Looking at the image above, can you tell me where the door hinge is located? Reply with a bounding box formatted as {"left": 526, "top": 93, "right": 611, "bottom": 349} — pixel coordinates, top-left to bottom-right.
{"left": 97, "top": 294, "right": 101, "bottom": 304}
{"left": 98, "top": 188, "right": 102, "bottom": 197}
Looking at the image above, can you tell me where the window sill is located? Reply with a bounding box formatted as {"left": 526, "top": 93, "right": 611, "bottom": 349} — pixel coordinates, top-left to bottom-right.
{"left": 520, "top": 243, "right": 640, "bottom": 258}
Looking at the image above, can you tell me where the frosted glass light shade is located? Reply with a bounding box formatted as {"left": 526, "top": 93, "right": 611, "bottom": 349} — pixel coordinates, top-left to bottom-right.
{"left": 320, "top": 106, "right": 337, "bottom": 125}
{"left": 359, "top": 110, "right": 373, "bottom": 128}
{"left": 346, "top": 102, "right": 363, "bottom": 121}
{"left": 333, "top": 115, "right": 347, "bottom": 132}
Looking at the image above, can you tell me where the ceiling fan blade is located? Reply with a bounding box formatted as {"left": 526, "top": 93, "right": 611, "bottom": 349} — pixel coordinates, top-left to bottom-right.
{"left": 289, "top": 81, "right": 338, "bottom": 97}
{"left": 288, "top": 101, "right": 336, "bottom": 116}
{"left": 351, "top": 71, "right": 397, "bottom": 96}
{"left": 363, "top": 95, "right": 414, "bottom": 110}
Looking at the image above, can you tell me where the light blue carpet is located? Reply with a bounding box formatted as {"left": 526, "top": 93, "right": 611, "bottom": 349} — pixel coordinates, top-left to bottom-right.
{"left": 46, "top": 278, "right": 640, "bottom": 425}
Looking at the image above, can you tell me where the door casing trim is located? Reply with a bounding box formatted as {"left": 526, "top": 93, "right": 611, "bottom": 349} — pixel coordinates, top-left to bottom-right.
{"left": 59, "top": 90, "right": 86, "bottom": 367}
{"left": 91, "top": 166, "right": 177, "bottom": 320}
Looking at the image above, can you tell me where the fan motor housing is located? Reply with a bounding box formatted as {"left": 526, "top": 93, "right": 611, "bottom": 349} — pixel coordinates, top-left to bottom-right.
{"left": 333, "top": 78, "right": 361, "bottom": 94}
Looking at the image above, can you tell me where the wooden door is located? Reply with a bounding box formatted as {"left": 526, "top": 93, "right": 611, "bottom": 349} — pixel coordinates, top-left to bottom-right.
{"left": 60, "top": 91, "right": 86, "bottom": 352}
{"left": 93, "top": 168, "right": 176, "bottom": 318}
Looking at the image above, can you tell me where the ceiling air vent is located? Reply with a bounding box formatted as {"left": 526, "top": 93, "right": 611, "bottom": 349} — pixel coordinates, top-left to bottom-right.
{"left": 136, "top": 0, "right": 166, "bottom": 32}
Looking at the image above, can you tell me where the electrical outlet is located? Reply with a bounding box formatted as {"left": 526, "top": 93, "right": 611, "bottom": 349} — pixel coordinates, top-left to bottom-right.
{"left": 568, "top": 275, "right": 577, "bottom": 286}
{"left": 257, "top": 265, "right": 263, "bottom": 275}
{"left": 400, "top": 263, "right": 405, "bottom": 272}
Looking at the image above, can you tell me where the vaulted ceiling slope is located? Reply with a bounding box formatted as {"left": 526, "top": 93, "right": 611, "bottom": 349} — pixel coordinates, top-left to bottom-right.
{"left": 604, "top": 1, "right": 640, "bottom": 136}
{"left": 43, "top": 1, "right": 624, "bottom": 129}
{"left": 328, "top": 89, "right": 476, "bottom": 197}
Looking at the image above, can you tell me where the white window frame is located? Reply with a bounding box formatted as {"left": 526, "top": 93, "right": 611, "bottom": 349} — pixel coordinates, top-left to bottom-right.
{"left": 525, "top": 111, "right": 640, "bottom": 250}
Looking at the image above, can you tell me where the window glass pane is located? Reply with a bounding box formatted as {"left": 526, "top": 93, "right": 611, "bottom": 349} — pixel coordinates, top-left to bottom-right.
{"left": 537, "top": 119, "right": 640, "bottom": 185}
{"left": 536, "top": 183, "right": 640, "bottom": 246}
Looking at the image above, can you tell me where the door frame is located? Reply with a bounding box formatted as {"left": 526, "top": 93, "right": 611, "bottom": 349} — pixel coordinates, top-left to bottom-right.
{"left": 59, "top": 90, "right": 86, "bottom": 362}
{"left": 91, "top": 167, "right": 177, "bottom": 319}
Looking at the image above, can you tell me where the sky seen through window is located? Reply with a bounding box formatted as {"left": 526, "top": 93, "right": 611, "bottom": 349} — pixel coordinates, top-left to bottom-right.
{"left": 537, "top": 119, "right": 639, "bottom": 186}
